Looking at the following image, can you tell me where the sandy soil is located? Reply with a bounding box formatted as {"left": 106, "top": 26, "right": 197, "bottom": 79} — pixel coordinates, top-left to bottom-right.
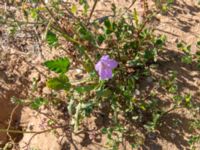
{"left": 0, "top": 0, "right": 200, "bottom": 150}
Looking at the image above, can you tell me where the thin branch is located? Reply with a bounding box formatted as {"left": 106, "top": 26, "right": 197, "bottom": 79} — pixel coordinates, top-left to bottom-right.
{"left": 161, "top": 105, "right": 181, "bottom": 117}
{"left": 121, "top": 0, "right": 137, "bottom": 16}
{"left": 88, "top": 0, "right": 98, "bottom": 24}
{"left": 1, "top": 125, "right": 68, "bottom": 134}
{"left": 40, "top": 0, "right": 58, "bottom": 24}
{"left": 7, "top": 105, "right": 19, "bottom": 144}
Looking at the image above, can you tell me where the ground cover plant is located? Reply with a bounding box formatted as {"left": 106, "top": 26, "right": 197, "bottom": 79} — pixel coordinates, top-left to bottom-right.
{"left": 0, "top": 0, "right": 200, "bottom": 149}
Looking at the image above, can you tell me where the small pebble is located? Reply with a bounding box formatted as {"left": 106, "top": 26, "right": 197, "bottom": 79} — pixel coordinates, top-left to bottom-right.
{"left": 135, "top": 89, "right": 140, "bottom": 96}
{"left": 170, "top": 133, "right": 176, "bottom": 140}
{"left": 42, "top": 87, "right": 52, "bottom": 95}
{"left": 146, "top": 77, "right": 153, "bottom": 83}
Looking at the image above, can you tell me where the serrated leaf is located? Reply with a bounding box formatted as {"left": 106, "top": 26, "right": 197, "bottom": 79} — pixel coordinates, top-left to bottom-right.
{"left": 46, "top": 30, "right": 58, "bottom": 47}
{"left": 47, "top": 74, "right": 71, "bottom": 91}
{"left": 44, "top": 57, "right": 70, "bottom": 73}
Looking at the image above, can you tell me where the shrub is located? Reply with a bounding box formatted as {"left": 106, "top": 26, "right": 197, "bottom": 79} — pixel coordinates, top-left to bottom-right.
{"left": 2, "top": 0, "right": 200, "bottom": 149}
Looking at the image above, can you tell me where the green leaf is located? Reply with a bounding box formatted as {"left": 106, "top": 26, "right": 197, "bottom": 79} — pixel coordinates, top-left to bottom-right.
{"left": 181, "top": 55, "right": 192, "bottom": 64}
{"left": 81, "top": 102, "right": 94, "bottom": 117}
{"left": 144, "top": 49, "right": 158, "bottom": 62}
{"left": 133, "top": 8, "right": 139, "bottom": 26}
{"left": 79, "top": 0, "right": 84, "bottom": 4}
{"left": 197, "top": 41, "right": 200, "bottom": 46}
{"left": 154, "top": 36, "right": 166, "bottom": 46}
{"left": 78, "top": 25, "right": 93, "bottom": 41}
{"left": 47, "top": 74, "right": 71, "bottom": 91}
{"left": 31, "top": 97, "right": 48, "bottom": 110}
{"left": 83, "top": 3, "right": 89, "bottom": 14}
{"left": 75, "top": 84, "right": 96, "bottom": 94}
{"left": 46, "top": 31, "right": 58, "bottom": 47}
{"left": 71, "top": 4, "right": 77, "bottom": 14}
{"left": 167, "top": 0, "right": 174, "bottom": 4}
{"left": 101, "top": 128, "right": 108, "bottom": 134}
{"left": 48, "top": 120, "right": 56, "bottom": 126}
{"left": 185, "top": 94, "right": 192, "bottom": 103}
{"left": 44, "top": 57, "right": 70, "bottom": 74}
{"left": 104, "top": 18, "right": 114, "bottom": 34}
{"left": 104, "top": 18, "right": 111, "bottom": 29}
{"left": 97, "top": 35, "right": 105, "bottom": 45}
{"left": 82, "top": 60, "right": 93, "bottom": 72}
{"left": 96, "top": 89, "right": 112, "bottom": 98}
{"left": 177, "top": 42, "right": 183, "bottom": 48}
{"left": 29, "top": 8, "right": 38, "bottom": 19}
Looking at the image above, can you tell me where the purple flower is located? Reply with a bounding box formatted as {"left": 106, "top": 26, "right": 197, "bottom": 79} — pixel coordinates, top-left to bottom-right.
{"left": 95, "top": 55, "right": 118, "bottom": 80}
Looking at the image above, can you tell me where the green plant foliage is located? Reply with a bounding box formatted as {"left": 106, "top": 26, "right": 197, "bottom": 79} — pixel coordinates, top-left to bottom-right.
{"left": 188, "top": 135, "right": 200, "bottom": 150}
{"left": 46, "top": 31, "right": 58, "bottom": 47}
{"left": 155, "top": 0, "right": 174, "bottom": 13}
{"left": 197, "top": 41, "right": 200, "bottom": 47}
{"left": 47, "top": 74, "right": 71, "bottom": 91}
{"left": 101, "top": 125, "right": 125, "bottom": 149}
{"left": 75, "top": 84, "right": 96, "bottom": 94}
{"left": 31, "top": 97, "right": 48, "bottom": 110}
{"left": 144, "top": 113, "right": 161, "bottom": 132}
{"left": 44, "top": 57, "right": 70, "bottom": 74}
{"left": 71, "top": 4, "right": 77, "bottom": 15}
{"left": 4, "top": 1, "right": 200, "bottom": 149}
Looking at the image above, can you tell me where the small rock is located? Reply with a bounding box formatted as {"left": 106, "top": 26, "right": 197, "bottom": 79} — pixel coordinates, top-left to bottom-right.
{"left": 42, "top": 87, "right": 51, "bottom": 95}
{"left": 146, "top": 77, "right": 153, "bottom": 83}
{"left": 76, "top": 69, "right": 83, "bottom": 74}
{"left": 75, "top": 69, "right": 84, "bottom": 79}
{"left": 157, "top": 14, "right": 162, "bottom": 19}
{"left": 135, "top": 89, "right": 140, "bottom": 96}
{"left": 170, "top": 133, "right": 176, "bottom": 140}
{"left": 29, "top": 71, "right": 40, "bottom": 81}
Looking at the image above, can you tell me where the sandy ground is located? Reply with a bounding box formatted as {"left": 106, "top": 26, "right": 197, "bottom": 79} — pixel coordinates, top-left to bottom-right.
{"left": 0, "top": 0, "right": 200, "bottom": 150}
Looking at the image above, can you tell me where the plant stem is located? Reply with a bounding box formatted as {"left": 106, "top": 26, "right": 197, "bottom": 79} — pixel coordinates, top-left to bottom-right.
{"left": 88, "top": 0, "right": 98, "bottom": 24}
{"left": 38, "top": 11, "right": 95, "bottom": 70}
{"left": 0, "top": 125, "right": 68, "bottom": 134}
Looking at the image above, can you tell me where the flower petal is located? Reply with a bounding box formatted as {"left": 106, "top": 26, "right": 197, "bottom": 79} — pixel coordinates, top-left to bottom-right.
{"left": 99, "top": 67, "right": 113, "bottom": 80}
{"left": 105, "top": 59, "right": 118, "bottom": 69}
{"left": 101, "top": 55, "right": 110, "bottom": 61}
{"left": 95, "top": 61, "right": 102, "bottom": 72}
{"left": 95, "top": 55, "right": 118, "bottom": 80}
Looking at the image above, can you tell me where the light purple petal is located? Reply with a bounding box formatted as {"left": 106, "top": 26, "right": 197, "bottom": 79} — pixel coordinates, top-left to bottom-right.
{"left": 95, "top": 61, "right": 102, "bottom": 72}
{"left": 95, "top": 55, "right": 118, "bottom": 80}
{"left": 101, "top": 55, "right": 110, "bottom": 61}
{"left": 104, "top": 59, "right": 118, "bottom": 69}
{"left": 99, "top": 68, "right": 112, "bottom": 80}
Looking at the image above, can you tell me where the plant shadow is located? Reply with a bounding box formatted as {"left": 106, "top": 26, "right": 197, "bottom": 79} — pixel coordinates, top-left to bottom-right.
{"left": 136, "top": 47, "right": 200, "bottom": 149}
